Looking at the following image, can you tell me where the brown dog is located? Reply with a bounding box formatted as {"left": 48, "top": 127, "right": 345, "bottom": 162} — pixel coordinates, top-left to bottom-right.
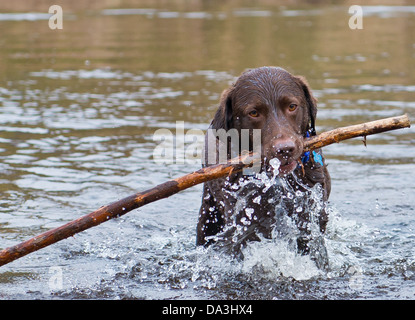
{"left": 197, "top": 67, "right": 331, "bottom": 263}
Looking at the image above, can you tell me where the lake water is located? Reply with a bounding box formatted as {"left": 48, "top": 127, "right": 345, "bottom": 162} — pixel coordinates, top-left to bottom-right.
{"left": 0, "top": 2, "right": 414, "bottom": 299}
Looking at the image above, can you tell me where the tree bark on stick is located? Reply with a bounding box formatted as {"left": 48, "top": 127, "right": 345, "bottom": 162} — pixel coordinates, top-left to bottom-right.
{"left": 303, "top": 114, "right": 410, "bottom": 152}
{"left": 0, "top": 114, "right": 410, "bottom": 267}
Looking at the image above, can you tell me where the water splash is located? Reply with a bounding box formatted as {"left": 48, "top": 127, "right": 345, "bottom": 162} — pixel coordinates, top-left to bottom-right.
{"left": 193, "top": 159, "right": 331, "bottom": 284}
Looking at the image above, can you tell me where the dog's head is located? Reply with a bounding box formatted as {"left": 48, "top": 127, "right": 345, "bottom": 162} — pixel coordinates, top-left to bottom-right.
{"left": 211, "top": 66, "right": 318, "bottom": 176}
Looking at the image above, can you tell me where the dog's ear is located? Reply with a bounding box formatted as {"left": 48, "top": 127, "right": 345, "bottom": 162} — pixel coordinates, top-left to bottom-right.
{"left": 295, "top": 76, "right": 318, "bottom": 136}
{"left": 211, "top": 88, "right": 233, "bottom": 130}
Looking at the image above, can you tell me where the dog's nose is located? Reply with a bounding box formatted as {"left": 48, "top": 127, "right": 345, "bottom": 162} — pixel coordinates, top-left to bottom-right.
{"left": 273, "top": 139, "right": 296, "bottom": 158}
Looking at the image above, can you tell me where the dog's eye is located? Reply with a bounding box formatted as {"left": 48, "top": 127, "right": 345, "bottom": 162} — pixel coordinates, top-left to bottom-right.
{"left": 249, "top": 110, "right": 259, "bottom": 117}
{"left": 288, "top": 104, "right": 298, "bottom": 112}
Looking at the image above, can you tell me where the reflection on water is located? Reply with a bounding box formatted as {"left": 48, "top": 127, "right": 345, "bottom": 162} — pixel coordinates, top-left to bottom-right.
{"left": 0, "top": 2, "right": 414, "bottom": 299}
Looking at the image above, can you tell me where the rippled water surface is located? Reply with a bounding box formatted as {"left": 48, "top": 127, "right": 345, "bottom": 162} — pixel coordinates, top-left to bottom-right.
{"left": 0, "top": 2, "right": 414, "bottom": 299}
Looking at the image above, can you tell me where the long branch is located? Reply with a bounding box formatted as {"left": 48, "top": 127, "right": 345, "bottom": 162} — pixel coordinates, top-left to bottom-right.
{"left": 303, "top": 114, "right": 410, "bottom": 151}
{"left": 0, "top": 114, "right": 410, "bottom": 267}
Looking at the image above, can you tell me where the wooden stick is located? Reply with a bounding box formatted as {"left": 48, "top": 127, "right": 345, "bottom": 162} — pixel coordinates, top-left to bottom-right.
{"left": 0, "top": 114, "right": 410, "bottom": 267}
{"left": 0, "top": 154, "right": 256, "bottom": 267}
{"left": 303, "top": 114, "right": 410, "bottom": 152}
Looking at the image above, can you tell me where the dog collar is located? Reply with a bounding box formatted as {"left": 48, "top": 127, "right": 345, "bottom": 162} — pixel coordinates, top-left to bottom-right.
{"left": 301, "top": 131, "right": 324, "bottom": 166}
{"left": 301, "top": 150, "right": 323, "bottom": 166}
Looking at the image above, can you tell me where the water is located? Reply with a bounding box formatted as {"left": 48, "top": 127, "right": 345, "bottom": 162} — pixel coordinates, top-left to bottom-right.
{"left": 0, "top": 1, "right": 414, "bottom": 299}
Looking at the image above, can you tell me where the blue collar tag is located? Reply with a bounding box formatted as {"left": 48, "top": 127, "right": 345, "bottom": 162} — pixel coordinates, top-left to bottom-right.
{"left": 312, "top": 151, "right": 324, "bottom": 166}
{"left": 301, "top": 151, "right": 310, "bottom": 164}
{"left": 300, "top": 130, "right": 324, "bottom": 168}
{"left": 301, "top": 150, "right": 323, "bottom": 166}
{"left": 301, "top": 131, "right": 311, "bottom": 164}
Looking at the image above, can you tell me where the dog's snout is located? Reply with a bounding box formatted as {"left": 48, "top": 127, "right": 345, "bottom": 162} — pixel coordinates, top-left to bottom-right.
{"left": 273, "top": 139, "right": 296, "bottom": 157}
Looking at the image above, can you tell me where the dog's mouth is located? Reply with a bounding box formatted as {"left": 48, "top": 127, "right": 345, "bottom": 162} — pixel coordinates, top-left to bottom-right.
{"left": 278, "top": 160, "right": 298, "bottom": 175}
{"left": 264, "top": 157, "right": 298, "bottom": 176}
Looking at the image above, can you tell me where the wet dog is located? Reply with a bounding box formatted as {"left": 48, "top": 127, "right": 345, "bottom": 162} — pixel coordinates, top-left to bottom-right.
{"left": 196, "top": 67, "right": 331, "bottom": 265}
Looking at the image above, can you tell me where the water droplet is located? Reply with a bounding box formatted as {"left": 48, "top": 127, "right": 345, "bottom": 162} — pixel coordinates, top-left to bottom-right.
{"left": 245, "top": 208, "right": 254, "bottom": 219}
{"left": 269, "top": 158, "right": 281, "bottom": 170}
{"left": 253, "top": 196, "right": 261, "bottom": 204}
{"left": 241, "top": 217, "right": 251, "bottom": 226}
